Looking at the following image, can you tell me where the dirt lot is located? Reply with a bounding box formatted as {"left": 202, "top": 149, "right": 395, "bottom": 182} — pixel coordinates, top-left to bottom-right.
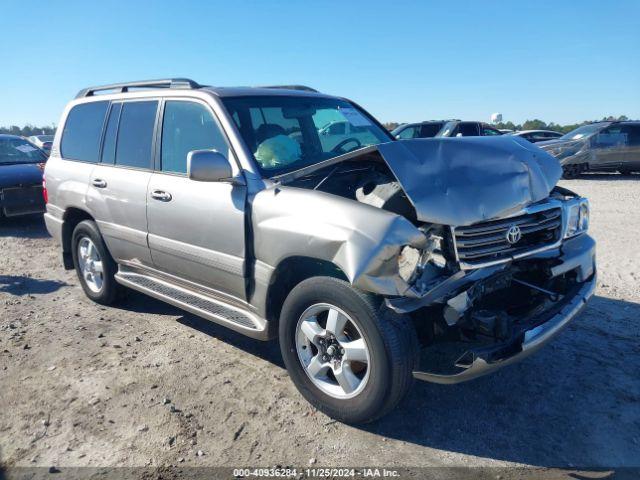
{"left": 1, "top": 174, "right": 639, "bottom": 475}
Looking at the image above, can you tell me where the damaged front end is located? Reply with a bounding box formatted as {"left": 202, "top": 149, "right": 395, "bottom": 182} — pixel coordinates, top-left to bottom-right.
{"left": 273, "top": 137, "right": 596, "bottom": 383}
{"left": 386, "top": 190, "right": 596, "bottom": 384}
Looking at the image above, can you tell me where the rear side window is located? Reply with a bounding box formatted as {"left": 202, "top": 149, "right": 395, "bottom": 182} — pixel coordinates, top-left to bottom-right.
{"left": 115, "top": 101, "right": 158, "bottom": 169}
{"left": 61, "top": 101, "right": 109, "bottom": 162}
{"left": 161, "top": 101, "right": 229, "bottom": 174}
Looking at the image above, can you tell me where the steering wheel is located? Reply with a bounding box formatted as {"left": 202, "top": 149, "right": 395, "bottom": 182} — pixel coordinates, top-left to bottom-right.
{"left": 331, "top": 137, "right": 362, "bottom": 154}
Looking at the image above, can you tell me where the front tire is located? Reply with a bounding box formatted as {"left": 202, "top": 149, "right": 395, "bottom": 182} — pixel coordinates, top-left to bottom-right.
{"left": 562, "top": 163, "right": 587, "bottom": 179}
{"left": 279, "top": 276, "right": 417, "bottom": 424}
{"left": 71, "top": 220, "right": 122, "bottom": 305}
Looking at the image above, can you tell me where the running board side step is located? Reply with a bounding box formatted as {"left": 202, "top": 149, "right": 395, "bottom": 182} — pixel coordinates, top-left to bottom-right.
{"left": 115, "top": 271, "right": 271, "bottom": 340}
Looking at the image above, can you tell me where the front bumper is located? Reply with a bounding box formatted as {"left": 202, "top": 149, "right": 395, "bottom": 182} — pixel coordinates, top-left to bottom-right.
{"left": 413, "top": 272, "right": 595, "bottom": 383}
{"left": 412, "top": 233, "right": 597, "bottom": 384}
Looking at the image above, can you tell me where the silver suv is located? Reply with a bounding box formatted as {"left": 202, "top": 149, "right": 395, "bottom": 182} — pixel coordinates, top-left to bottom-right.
{"left": 44, "top": 79, "right": 596, "bottom": 423}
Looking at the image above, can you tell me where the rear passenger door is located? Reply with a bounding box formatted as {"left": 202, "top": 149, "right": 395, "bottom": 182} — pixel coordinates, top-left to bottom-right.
{"left": 86, "top": 99, "right": 159, "bottom": 266}
{"left": 146, "top": 99, "right": 247, "bottom": 301}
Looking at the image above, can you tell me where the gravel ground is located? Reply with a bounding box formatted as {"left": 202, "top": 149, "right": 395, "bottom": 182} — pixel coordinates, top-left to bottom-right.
{"left": 1, "top": 174, "right": 639, "bottom": 475}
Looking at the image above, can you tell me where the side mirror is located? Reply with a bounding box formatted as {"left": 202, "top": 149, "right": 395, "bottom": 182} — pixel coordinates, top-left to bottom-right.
{"left": 187, "top": 150, "right": 232, "bottom": 182}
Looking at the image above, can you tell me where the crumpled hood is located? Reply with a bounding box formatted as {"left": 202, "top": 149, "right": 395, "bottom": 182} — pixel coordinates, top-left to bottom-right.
{"left": 375, "top": 137, "right": 562, "bottom": 226}
{"left": 0, "top": 163, "right": 44, "bottom": 189}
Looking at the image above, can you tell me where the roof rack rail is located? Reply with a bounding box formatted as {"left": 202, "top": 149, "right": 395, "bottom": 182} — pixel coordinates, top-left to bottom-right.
{"left": 75, "top": 78, "right": 201, "bottom": 99}
{"left": 259, "top": 85, "right": 319, "bottom": 93}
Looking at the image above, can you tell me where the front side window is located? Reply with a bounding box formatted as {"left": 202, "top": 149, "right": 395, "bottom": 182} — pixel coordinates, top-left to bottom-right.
{"left": 594, "top": 125, "right": 627, "bottom": 147}
{"left": 115, "top": 101, "right": 158, "bottom": 169}
{"left": 61, "top": 101, "right": 109, "bottom": 162}
{"left": 396, "top": 126, "right": 417, "bottom": 139}
{"left": 161, "top": 101, "right": 229, "bottom": 174}
{"left": 222, "top": 96, "right": 391, "bottom": 176}
{"left": 0, "top": 137, "right": 47, "bottom": 165}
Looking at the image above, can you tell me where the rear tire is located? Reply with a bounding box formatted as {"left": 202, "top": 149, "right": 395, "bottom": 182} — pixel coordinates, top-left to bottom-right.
{"left": 71, "top": 220, "right": 122, "bottom": 305}
{"left": 279, "top": 276, "right": 417, "bottom": 424}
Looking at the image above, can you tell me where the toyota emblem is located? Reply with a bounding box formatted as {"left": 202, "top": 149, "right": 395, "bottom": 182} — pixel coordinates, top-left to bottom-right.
{"left": 505, "top": 225, "right": 522, "bottom": 244}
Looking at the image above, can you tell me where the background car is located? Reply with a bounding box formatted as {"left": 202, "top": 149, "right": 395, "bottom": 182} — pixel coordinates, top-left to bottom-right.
{"left": 317, "top": 120, "right": 383, "bottom": 151}
{"left": 510, "top": 129, "right": 563, "bottom": 143}
{"left": 28, "top": 135, "right": 54, "bottom": 155}
{"left": 435, "top": 120, "right": 503, "bottom": 137}
{"left": 0, "top": 134, "right": 47, "bottom": 218}
{"left": 392, "top": 120, "right": 503, "bottom": 139}
{"left": 391, "top": 120, "right": 449, "bottom": 139}
{"left": 538, "top": 121, "right": 640, "bottom": 177}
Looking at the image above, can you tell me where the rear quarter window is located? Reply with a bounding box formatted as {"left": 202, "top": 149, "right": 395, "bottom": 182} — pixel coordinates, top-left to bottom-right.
{"left": 60, "top": 101, "right": 109, "bottom": 162}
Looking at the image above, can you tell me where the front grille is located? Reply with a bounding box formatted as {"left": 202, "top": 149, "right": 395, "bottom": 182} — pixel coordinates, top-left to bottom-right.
{"left": 1, "top": 186, "right": 45, "bottom": 217}
{"left": 453, "top": 207, "right": 562, "bottom": 267}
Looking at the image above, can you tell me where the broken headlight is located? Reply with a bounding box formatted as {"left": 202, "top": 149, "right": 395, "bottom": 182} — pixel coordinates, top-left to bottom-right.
{"left": 398, "top": 245, "right": 421, "bottom": 283}
{"left": 564, "top": 199, "right": 589, "bottom": 238}
{"left": 398, "top": 231, "right": 447, "bottom": 284}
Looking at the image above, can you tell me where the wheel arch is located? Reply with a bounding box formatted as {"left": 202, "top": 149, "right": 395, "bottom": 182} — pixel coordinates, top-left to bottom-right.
{"left": 61, "top": 207, "right": 96, "bottom": 269}
{"left": 265, "top": 256, "right": 349, "bottom": 324}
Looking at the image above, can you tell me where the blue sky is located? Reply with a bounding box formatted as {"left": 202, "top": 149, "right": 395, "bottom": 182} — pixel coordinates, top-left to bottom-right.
{"left": 1, "top": 0, "right": 638, "bottom": 127}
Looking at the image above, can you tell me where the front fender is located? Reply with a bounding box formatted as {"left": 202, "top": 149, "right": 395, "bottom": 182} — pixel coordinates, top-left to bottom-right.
{"left": 251, "top": 186, "right": 426, "bottom": 296}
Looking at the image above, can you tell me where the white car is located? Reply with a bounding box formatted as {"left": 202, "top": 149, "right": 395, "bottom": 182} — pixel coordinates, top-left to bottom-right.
{"left": 510, "top": 130, "right": 563, "bottom": 143}
{"left": 28, "top": 135, "right": 54, "bottom": 155}
{"left": 318, "top": 120, "right": 381, "bottom": 152}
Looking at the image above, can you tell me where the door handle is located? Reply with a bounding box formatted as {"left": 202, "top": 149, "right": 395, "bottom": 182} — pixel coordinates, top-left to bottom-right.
{"left": 92, "top": 178, "right": 107, "bottom": 188}
{"left": 150, "top": 190, "right": 172, "bottom": 202}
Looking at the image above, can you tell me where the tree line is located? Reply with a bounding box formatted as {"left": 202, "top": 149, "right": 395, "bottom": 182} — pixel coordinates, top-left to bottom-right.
{"left": 383, "top": 115, "right": 631, "bottom": 133}
{"left": 0, "top": 124, "right": 56, "bottom": 136}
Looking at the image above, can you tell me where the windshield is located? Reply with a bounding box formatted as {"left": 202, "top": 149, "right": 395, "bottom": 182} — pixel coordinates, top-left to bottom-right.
{"left": 0, "top": 137, "right": 47, "bottom": 165}
{"left": 222, "top": 96, "right": 392, "bottom": 176}
{"left": 560, "top": 123, "right": 609, "bottom": 141}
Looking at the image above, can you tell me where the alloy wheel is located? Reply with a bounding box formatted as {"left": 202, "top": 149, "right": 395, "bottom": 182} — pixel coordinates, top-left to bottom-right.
{"left": 295, "top": 303, "right": 370, "bottom": 399}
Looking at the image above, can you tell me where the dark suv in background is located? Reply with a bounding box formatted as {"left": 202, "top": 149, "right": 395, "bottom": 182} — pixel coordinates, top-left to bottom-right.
{"left": 538, "top": 121, "right": 640, "bottom": 177}
{"left": 392, "top": 120, "right": 503, "bottom": 139}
